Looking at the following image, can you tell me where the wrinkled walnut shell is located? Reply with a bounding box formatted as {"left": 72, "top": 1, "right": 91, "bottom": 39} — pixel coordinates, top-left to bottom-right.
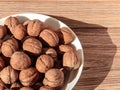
{"left": 1, "top": 38, "right": 19, "bottom": 57}
{"left": 0, "top": 66, "right": 18, "bottom": 84}
{"left": 58, "top": 27, "right": 75, "bottom": 44}
{"left": 43, "top": 69, "right": 64, "bottom": 87}
{"left": 10, "top": 51, "right": 31, "bottom": 70}
{"left": 4, "top": 16, "right": 19, "bottom": 34}
{"left": 23, "top": 37, "right": 42, "bottom": 55}
{"left": 13, "top": 24, "right": 27, "bottom": 40}
{"left": 63, "top": 50, "right": 80, "bottom": 70}
{"left": 39, "top": 29, "right": 59, "bottom": 47}
{"left": 19, "top": 67, "right": 39, "bottom": 86}
{"left": 27, "top": 19, "right": 44, "bottom": 36}
{"left": 36, "top": 55, "right": 54, "bottom": 73}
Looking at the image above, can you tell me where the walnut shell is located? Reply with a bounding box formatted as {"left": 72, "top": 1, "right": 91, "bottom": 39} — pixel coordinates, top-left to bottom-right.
{"left": 0, "top": 25, "right": 7, "bottom": 39}
{"left": 58, "top": 27, "right": 75, "bottom": 44}
{"left": 10, "top": 51, "right": 32, "bottom": 70}
{"left": 43, "top": 69, "right": 64, "bottom": 87}
{"left": 4, "top": 17, "right": 19, "bottom": 34}
{"left": 0, "top": 66, "right": 18, "bottom": 84}
{"left": 20, "top": 87, "right": 34, "bottom": 90}
{"left": 43, "top": 48, "right": 57, "bottom": 60}
{"left": 59, "top": 44, "right": 74, "bottom": 53}
{"left": 13, "top": 24, "right": 27, "bottom": 40}
{"left": 1, "top": 38, "right": 19, "bottom": 57}
{"left": 27, "top": 19, "right": 44, "bottom": 36}
{"left": 11, "top": 82, "right": 22, "bottom": 89}
{"left": 0, "top": 57, "right": 5, "bottom": 71}
{"left": 39, "top": 86, "right": 54, "bottom": 90}
{"left": 36, "top": 55, "right": 54, "bottom": 73}
{"left": 23, "top": 37, "right": 42, "bottom": 55}
{"left": 19, "top": 67, "right": 39, "bottom": 86}
{"left": 63, "top": 50, "right": 80, "bottom": 70}
{"left": 39, "top": 29, "right": 59, "bottom": 47}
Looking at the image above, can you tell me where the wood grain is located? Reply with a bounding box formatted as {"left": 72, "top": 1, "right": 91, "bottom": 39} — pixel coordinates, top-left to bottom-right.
{"left": 0, "top": 0, "right": 119, "bottom": 90}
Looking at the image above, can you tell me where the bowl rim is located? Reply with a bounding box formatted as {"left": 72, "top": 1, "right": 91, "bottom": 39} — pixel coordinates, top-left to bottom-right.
{"left": 0, "top": 13, "right": 84, "bottom": 90}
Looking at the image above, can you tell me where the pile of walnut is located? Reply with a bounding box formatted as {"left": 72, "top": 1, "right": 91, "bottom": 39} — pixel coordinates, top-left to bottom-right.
{"left": 0, "top": 16, "right": 81, "bottom": 90}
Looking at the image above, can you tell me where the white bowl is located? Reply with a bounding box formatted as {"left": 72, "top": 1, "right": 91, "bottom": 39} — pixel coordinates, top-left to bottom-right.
{"left": 0, "top": 13, "right": 84, "bottom": 90}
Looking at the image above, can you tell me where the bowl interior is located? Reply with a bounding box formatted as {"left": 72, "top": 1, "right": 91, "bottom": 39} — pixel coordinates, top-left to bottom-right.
{"left": 0, "top": 13, "right": 84, "bottom": 90}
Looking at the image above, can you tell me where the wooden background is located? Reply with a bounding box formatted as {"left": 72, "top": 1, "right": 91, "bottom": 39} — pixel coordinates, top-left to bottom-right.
{"left": 0, "top": 0, "right": 120, "bottom": 90}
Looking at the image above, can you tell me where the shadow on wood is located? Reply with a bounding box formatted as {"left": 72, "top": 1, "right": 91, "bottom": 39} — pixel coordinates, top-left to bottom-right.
{"left": 48, "top": 15, "right": 117, "bottom": 90}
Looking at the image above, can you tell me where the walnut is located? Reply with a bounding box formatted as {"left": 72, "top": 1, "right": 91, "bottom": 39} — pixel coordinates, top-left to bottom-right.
{"left": 0, "top": 57, "right": 5, "bottom": 71}
{"left": 0, "top": 66, "right": 18, "bottom": 84}
{"left": 13, "top": 24, "right": 27, "bottom": 40}
{"left": 58, "top": 27, "right": 75, "bottom": 44}
{"left": 42, "top": 48, "right": 57, "bottom": 60}
{"left": 23, "top": 37, "right": 42, "bottom": 55}
{"left": 10, "top": 82, "right": 22, "bottom": 89}
{"left": 4, "top": 16, "right": 19, "bottom": 34}
{"left": 43, "top": 69, "right": 64, "bottom": 87}
{"left": 36, "top": 55, "right": 54, "bottom": 73}
{"left": 0, "top": 25, "right": 7, "bottom": 39}
{"left": 63, "top": 50, "right": 80, "bottom": 70}
{"left": 10, "top": 51, "right": 31, "bottom": 70}
{"left": 59, "top": 44, "right": 74, "bottom": 53}
{"left": 19, "top": 67, "right": 39, "bottom": 86}
{"left": 39, "top": 29, "right": 59, "bottom": 47}
{"left": 1, "top": 38, "right": 19, "bottom": 57}
{"left": 39, "top": 86, "right": 54, "bottom": 90}
{"left": 20, "top": 87, "right": 34, "bottom": 90}
{"left": 27, "top": 19, "right": 44, "bottom": 36}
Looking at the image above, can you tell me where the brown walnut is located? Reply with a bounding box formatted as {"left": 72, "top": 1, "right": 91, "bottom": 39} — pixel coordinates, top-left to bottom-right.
{"left": 63, "top": 50, "right": 80, "bottom": 70}
{"left": 36, "top": 55, "right": 54, "bottom": 73}
{"left": 39, "top": 29, "right": 59, "bottom": 47}
{"left": 13, "top": 24, "right": 27, "bottom": 40}
{"left": 19, "top": 67, "right": 39, "bottom": 86}
{"left": 27, "top": 19, "right": 44, "bottom": 36}
{"left": 1, "top": 38, "right": 19, "bottom": 57}
{"left": 58, "top": 27, "right": 75, "bottom": 44}
{"left": 23, "top": 37, "right": 42, "bottom": 55}
{"left": 10, "top": 51, "right": 32, "bottom": 70}
{"left": 4, "top": 16, "right": 19, "bottom": 34}
{"left": 0, "top": 66, "right": 18, "bottom": 84}
{"left": 43, "top": 69, "right": 64, "bottom": 87}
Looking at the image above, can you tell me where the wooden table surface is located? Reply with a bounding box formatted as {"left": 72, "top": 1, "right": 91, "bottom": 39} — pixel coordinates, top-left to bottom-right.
{"left": 0, "top": 0, "right": 120, "bottom": 90}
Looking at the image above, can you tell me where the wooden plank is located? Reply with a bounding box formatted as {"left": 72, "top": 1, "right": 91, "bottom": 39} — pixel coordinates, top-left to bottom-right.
{"left": 0, "top": 1, "right": 120, "bottom": 27}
